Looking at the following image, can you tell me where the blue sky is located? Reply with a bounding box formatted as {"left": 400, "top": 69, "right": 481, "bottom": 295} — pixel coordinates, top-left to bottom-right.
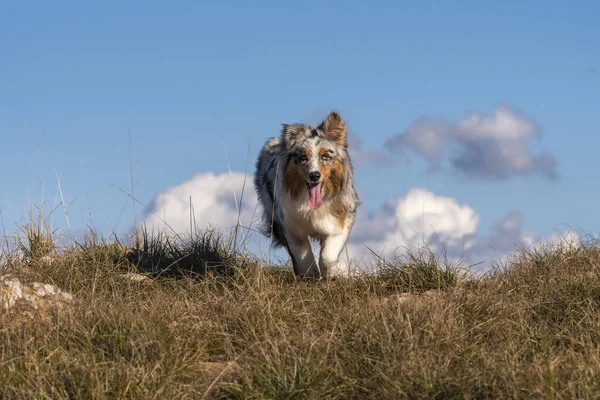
{"left": 1, "top": 1, "right": 599, "bottom": 264}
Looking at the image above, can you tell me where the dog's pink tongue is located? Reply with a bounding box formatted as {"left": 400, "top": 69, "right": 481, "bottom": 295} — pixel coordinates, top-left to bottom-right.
{"left": 308, "top": 183, "right": 323, "bottom": 210}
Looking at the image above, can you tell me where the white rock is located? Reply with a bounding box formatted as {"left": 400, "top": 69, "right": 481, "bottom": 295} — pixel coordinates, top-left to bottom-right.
{"left": 32, "top": 282, "right": 47, "bottom": 295}
{"left": 43, "top": 284, "right": 56, "bottom": 295}
{"left": 1, "top": 275, "right": 73, "bottom": 311}
{"left": 8, "top": 280, "right": 23, "bottom": 300}
{"left": 60, "top": 292, "right": 73, "bottom": 301}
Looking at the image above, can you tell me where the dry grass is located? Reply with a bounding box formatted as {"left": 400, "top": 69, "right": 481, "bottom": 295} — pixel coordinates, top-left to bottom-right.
{"left": 2, "top": 225, "right": 600, "bottom": 399}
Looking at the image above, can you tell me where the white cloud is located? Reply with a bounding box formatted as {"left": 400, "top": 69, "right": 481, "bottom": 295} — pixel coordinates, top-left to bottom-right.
{"left": 384, "top": 105, "right": 557, "bottom": 180}
{"left": 348, "top": 188, "right": 479, "bottom": 258}
{"left": 140, "top": 172, "right": 259, "bottom": 238}
{"left": 345, "top": 189, "right": 533, "bottom": 270}
{"left": 456, "top": 106, "right": 537, "bottom": 140}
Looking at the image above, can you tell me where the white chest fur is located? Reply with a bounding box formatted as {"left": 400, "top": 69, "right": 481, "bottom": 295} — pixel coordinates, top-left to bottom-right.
{"left": 279, "top": 190, "right": 344, "bottom": 238}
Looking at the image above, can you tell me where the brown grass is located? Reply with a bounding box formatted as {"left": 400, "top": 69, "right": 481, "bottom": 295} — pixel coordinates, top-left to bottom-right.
{"left": 1, "top": 226, "right": 599, "bottom": 399}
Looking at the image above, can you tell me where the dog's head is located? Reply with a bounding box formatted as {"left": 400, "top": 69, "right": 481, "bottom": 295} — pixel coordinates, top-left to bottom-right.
{"left": 281, "top": 111, "right": 349, "bottom": 210}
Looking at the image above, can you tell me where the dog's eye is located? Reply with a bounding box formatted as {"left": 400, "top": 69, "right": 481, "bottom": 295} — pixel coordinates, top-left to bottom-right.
{"left": 298, "top": 155, "right": 308, "bottom": 164}
{"left": 321, "top": 155, "right": 332, "bottom": 162}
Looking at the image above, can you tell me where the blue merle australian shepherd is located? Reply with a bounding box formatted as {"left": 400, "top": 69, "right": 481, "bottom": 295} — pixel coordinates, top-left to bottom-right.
{"left": 255, "top": 111, "right": 359, "bottom": 279}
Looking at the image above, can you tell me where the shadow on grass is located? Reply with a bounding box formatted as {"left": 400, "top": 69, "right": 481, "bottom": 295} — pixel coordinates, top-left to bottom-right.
{"left": 121, "top": 228, "right": 242, "bottom": 279}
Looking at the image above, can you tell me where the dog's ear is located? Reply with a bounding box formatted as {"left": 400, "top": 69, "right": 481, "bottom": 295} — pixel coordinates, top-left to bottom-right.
{"left": 281, "top": 123, "right": 307, "bottom": 147}
{"left": 319, "top": 111, "right": 347, "bottom": 148}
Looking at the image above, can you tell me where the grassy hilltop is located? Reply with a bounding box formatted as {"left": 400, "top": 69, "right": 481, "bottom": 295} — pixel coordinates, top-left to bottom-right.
{"left": 1, "top": 223, "right": 600, "bottom": 399}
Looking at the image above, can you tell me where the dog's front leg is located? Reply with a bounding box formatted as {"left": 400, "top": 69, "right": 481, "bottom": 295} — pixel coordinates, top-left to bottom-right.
{"left": 285, "top": 233, "right": 320, "bottom": 278}
{"left": 319, "top": 233, "right": 350, "bottom": 279}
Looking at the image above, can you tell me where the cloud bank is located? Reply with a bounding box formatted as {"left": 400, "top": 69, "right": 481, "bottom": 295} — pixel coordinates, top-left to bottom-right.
{"left": 383, "top": 105, "right": 557, "bottom": 180}
{"left": 140, "top": 172, "right": 552, "bottom": 270}
{"left": 345, "top": 189, "right": 535, "bottom": 268}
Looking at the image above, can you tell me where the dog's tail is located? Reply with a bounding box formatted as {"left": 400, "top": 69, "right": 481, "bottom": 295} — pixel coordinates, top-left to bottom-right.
{"left": 254, "top": 137, "right": 286, "bottom": 248}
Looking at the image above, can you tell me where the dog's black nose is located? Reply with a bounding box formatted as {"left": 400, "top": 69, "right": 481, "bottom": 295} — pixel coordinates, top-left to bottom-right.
{"left": 309, "top": 171, "right": 321, "bottom": 182}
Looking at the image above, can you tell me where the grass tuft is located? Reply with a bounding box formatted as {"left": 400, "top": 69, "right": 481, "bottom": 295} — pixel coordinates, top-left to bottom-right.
{"left": 123, "top": 227, "right": 238, "bottom": 278}
{"left": 371, "top": 247, "right": 461, "bottom": 294}
{"left": 15, "top": 210, "right": 56, "bottom": 264}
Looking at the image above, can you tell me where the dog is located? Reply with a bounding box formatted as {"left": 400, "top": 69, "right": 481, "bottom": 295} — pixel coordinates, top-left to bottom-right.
{"left": 255, "top": 111, "right": 359, "bottom": 279}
